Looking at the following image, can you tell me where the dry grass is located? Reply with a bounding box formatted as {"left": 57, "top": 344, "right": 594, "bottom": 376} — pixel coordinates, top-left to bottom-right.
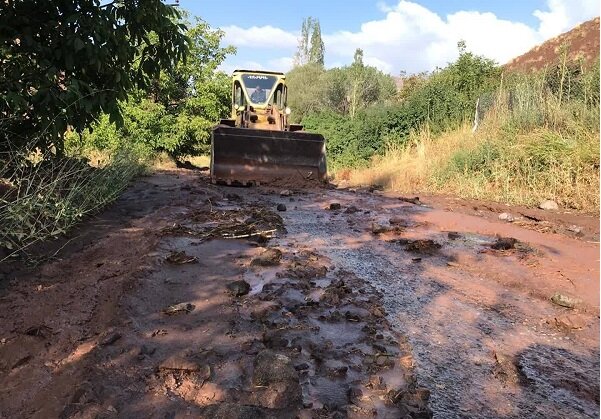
{"left": 345, "top": 119, "right": 599, "bottom": 213}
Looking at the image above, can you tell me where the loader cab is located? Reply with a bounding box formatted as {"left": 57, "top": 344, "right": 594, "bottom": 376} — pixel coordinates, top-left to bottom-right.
{"left": 232, "top": 70, "right": 287, "bottom": 111}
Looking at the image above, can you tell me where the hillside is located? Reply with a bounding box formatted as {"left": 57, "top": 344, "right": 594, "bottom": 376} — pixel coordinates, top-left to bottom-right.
{"left": 504, "top": 17, "right": 600, "bottom": 72}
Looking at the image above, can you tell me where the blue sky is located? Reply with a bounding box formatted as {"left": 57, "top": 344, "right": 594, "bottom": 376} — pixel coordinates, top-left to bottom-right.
{"left": 178, "top": 0, "right": 599, "bottom": 75}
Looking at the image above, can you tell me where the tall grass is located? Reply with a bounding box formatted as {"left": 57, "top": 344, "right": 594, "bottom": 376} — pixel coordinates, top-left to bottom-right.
{"left": 0, "top": 146, "right": 149, "bottom": 262}
{"left": 344, "top": 68, "right": 600, "bottom": 213}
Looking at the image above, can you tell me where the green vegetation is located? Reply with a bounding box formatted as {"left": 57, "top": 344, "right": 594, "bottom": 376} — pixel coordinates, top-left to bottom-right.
{"left": 339, "top": 54, "right": 600, "bottom": 212}
{"left": 0, "top": 2, "right": 234, "bottom": 260}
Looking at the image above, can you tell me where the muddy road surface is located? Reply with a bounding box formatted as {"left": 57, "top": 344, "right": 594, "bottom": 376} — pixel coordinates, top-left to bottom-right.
{"left": 0, "top": 169, "right": 598, "bottom": 419}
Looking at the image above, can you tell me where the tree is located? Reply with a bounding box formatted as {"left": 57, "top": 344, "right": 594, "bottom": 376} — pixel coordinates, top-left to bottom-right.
{"left": 293, "top": 17, "right": 325, "bottom": 67}
{"left": 0, "top": 0, "right": 189, "bottom": 156}
{"left": 293, "top": 17, "right": 313, "bottom": 67}
{"left": 309, "top": 21, "right": 325, "bottom": 66}
{"left": 75, "top": 18, "right": 235, "bottom": 158}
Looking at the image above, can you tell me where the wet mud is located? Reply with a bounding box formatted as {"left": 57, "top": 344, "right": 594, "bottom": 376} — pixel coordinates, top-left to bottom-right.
{"left": 0, "top": 170, "right": 598, "bottom": 419}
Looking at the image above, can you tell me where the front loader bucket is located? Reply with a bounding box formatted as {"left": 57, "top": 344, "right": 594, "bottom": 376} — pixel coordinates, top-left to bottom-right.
{"left": 211, "top": 126, "right": 327, "bottom": 185}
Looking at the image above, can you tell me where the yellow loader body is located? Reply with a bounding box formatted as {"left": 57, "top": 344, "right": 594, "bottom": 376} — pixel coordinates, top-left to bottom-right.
{"left": 210, "top": 70, "right": 327, "bottom": 185}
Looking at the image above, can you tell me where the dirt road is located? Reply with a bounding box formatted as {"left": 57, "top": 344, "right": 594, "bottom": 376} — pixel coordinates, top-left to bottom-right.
{"left": 0, "top": 170, "right": 598, "bottom": 418}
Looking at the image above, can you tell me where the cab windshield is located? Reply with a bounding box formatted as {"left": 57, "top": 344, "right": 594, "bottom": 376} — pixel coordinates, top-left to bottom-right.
{"left": 241, "top": 74, "right": 278, "bottom": 105}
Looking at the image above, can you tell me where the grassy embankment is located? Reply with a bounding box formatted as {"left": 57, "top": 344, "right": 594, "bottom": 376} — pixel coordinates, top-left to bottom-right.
{"left": 342, "top": 72, "right": 600, "bottom": 213}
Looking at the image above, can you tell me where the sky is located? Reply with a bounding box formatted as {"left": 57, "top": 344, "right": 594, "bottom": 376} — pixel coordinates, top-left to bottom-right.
{"left": 177, "top": 0, "right": 600, "bottom": 75}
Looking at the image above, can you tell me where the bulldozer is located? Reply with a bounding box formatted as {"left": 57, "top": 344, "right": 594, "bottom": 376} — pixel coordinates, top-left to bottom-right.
{"left": 210, "top": 70, "right": 327, "bottom": 185}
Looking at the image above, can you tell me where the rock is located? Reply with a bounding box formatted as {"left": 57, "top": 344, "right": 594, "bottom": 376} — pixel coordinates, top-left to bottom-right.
{"left": 551, "top": 314, "right": 587, "bottom": 330}
{"left": 498, "top": 212, "right": 515, "bottom": 222}
{"left": 160, "top": 356, "right": 204, "bottom": 373}
{"left": 279, "top": 189, "right": 292, "bottom": 197}
{"left": 226, "top": 280, "right": 251, "bottom": 297}
{"left": 294, "top": 362, "right": 310, "bottom": 371}
{"left": 165, "top": 250, "right": 198, "bottom": 264}
{"left": 491, "top": 237, "right": 518, "bottom": 250}
{"left": 252, "top": 350, "right": 301, "bottom": 409}
{"left": 447, "top": 231, "right": 461, "bottom": 240}
{"left": 550, "top": 292, "right": 582, "bottom": 309}
{"left": 371, "top": 222, "right": 389, "bottom": 234}
{"left": 348, "top": 387, "right": 363, "bottom": 404}
{"left": 139, "top": 345, "right": 156, "bottom": 356}
{"left": 539, "top": 200, "right": 559, "bottom": 210}
{"left": 200, "top": 402, "right": 268, "bottom": 419}
{"left": 276, "top": 204, "right": 287, "bottom": 212}
{"left": 344, "top": 205, "right": 359, "bottom": 214}
{"left": 567, "top": 224, "right": 583, "bottom": 234}
{"left": 251, "top": 248, "right": 282, "bottom": 267}
{"left": 162, "top": 302, "right": 195, "bottom": 315}
{"left": 99, "top": 332, "right": 122, "bottom": 346}
{"left": 368, "top": 375, "right": 386, "bottom": 390}
{"left": 389, "top": 216, "right": 405, "bottom": 225}
{"left": 329, "top": 203, "right": 341, "bottom": 210}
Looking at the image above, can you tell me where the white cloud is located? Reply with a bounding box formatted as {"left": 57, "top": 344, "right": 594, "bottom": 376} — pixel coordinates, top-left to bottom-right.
{"left": 534, "top": 0, "right": 600, "bottom": 38}
{"left": 268, "top": 56, "right": 295, "bottom": 73}
{"left": 219, "top": 60, "right": 264, "bottom": 75}
{"left": 222, "top": 25, "right": 298, "bottom": 49}
{"left": 218, "top": 0, "right": 599, "bottom": 75}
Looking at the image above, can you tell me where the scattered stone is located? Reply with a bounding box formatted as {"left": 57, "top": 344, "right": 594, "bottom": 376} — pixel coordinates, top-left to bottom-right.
{"left": 251, "top": 248, "right": 283, "bottom": 267}
{"left": 371, "top": 222, "right": 389, "bottom": 234}
{"left": 367, "top": 375, "right": 386, "bottom": 390}
{"left": 279, "top": 189, "right": 292, "bottom": 197}
{"left": 344, "top": 205, "right": 360, "bottom": 214}
{"left": 252, "top": 350, "right": 301, "bottom": 409}
{"left": 404, "top": 239, "right": 441, "bottom": 254}
{"left": 498, "top": 212, "right": 515, "bottom": 222}
{"left": 550, "top": 314, "right": 587, "bottom": 330}
{"left": 276, "top": 204, "right": 287, "bottom": 212}
{"left": 159, "top": 356, "right": 204, "bottom": 373}
{"left": 389, "top": 216, "right": 405, "bottom": 225}
{"left": 165, "top": 250, "right": 198, "bottom": 264}
{"left": 294, "top": 363, "right": 310, "bottom": 371}
{"left": 412, "top": 257, "right": 422, "bottom": 263}
{"left": 567, "top": 225, "right": 583, "bottom": 234}
{"left": 139, "top": 345, "right": 156, "bottom": 356}
{"left": 11, "top": 355, "right": 32, "bottom": 370}
{"left": 200, "top": 402, "right": 268, "bottom": 419}
{"left": 398, "top": 196, "right": 421, "bottom": 205}
{"left": 329, "top": 203, "right": 342, "bottom": 211}
{"left": 370, "top": 307, "right": 386, "bottom": 318}
{"left": 24, "top": 325, "right": 52, "bottom": 338}
{"left": 348, "top": 387, "right": 363, "bottom": 405}
{"left": 226, "top": 280, "right": 251, "bottom": 297}
{"left": 447, "top": 231, "right": 461, "bottom": 240}
{"left": 550, "top": 292, "right": 582, "bottom": 309}
{"left": 162, "top": 302, "right": 195, "bottom": 315}
{"left": 539, "top": 200, "right": 559, "bottom": 211}
{"left": 100, "top": 332, "right": 122, "bottom": 346}
{"left": 328, "top": 366, "right": 348, "bottom": 377}
{"left": 446, "top": 261, "right": 459, "bottom": 267}
{"left": 491, "top": 237, "right": 518, "bottom": 250}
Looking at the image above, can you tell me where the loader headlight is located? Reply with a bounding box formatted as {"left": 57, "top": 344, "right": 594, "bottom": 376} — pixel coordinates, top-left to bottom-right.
{"left": 285, "top": 107, "right": 291, "bottom": 115}
{"left": 234, "top": 104, "right": 241, "bottom": 111}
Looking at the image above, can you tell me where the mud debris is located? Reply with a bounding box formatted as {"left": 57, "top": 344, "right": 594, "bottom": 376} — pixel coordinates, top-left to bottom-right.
{"left": 392, "top": 238, "right": 442, "bottom": 255}
{"left": 539, "top": 199, "right": 559, "bottom": 210}
{"left": 226, "top": 280, "right": 251, "bottom": 297}
{"left": 498, "top": 212, "right": 515, "bottom": 222}
{"left": 277, "top": 204, "right": 287, "bottom": 212}
{"left": 490, "top": 237, "right": 518, "bottom": 250}
{"left": 165, "top": 250, "right": 198, "bottom": 264}
{"left": 329, "top": 202, "right": 342, "bottom": 210}
{"left": 251, "top": 248, "right": 283, "bottom": 267}
{"left": 162, "top": 302, "right": 195, "bottom": 315}
{"left": 550, "top": 292, "right": 582, "bottom": 309}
